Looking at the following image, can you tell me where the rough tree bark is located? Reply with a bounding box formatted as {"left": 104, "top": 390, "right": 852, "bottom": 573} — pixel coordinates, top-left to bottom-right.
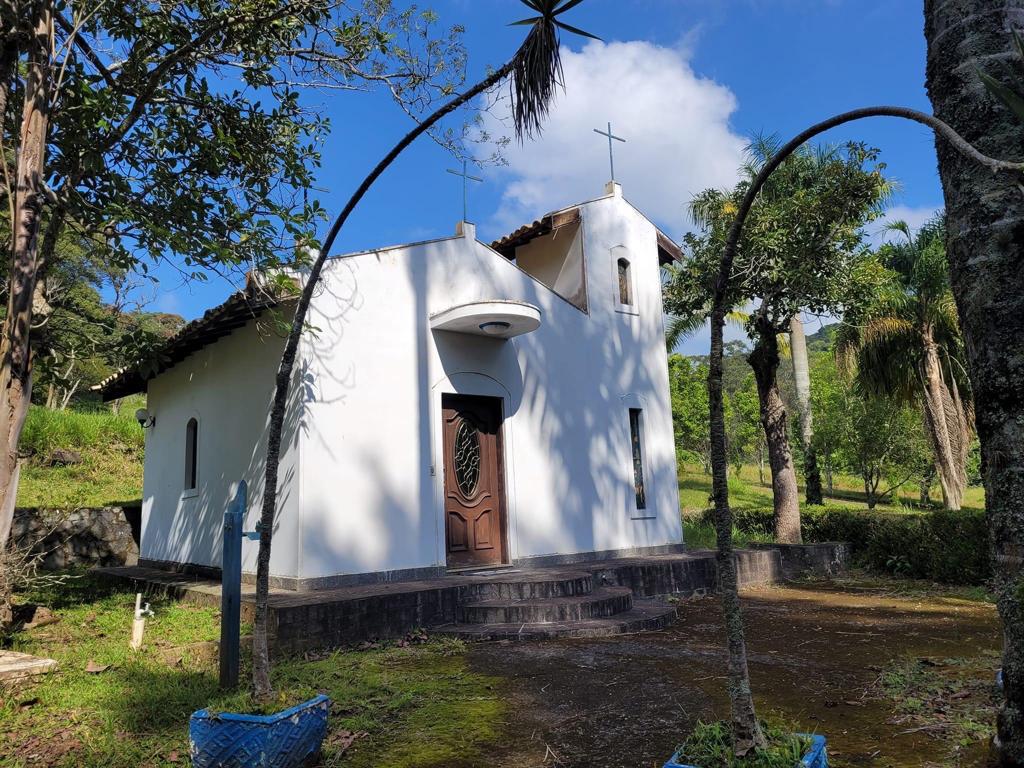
{"left": 748, "top": 319, "right": 802, "bottom": 544}
{"left": 789, "top": 315, "right": 823, "bottom": 505}
{"left": 251, "top": 59, "right": 516, "bottom": 698}
{"left": 708, "top": 307, "right": 766, "bottom": 754}
{"left": 925, "top": 2, "right": 1024, "bottom": 762}
{"left": 0, "top": 2, "right": 50, "bottom": 549}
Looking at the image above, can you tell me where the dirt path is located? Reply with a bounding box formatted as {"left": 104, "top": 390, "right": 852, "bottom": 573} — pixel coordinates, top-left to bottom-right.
{"left": 470, "top": 578, "right": 1000, "bottom": 768}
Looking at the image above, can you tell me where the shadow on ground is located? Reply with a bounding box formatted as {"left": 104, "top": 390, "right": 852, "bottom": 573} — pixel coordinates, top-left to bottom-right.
{"left": 470, "top": 578, "right": 1000, "bottom": 768}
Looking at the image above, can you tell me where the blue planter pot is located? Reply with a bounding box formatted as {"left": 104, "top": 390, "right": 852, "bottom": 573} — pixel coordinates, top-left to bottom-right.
{"left": 190, "top": 694, "right": 330, "bottom": 768}
{"left": 665, "top": 733, "right": 827, "bottom": 768}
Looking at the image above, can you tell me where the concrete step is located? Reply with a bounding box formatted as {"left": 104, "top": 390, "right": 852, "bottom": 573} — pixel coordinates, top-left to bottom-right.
{"left": 459, "top": 571, "right": 595, "bottom": 602}
{"left": 439, "top": 600, "right": 677, "bottom": 641}
{"left": 458, "top": 586, "right": 633, "bottom": 624}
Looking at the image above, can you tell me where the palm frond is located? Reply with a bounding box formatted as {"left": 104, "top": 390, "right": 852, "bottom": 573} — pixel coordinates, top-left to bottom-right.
{"left": 508, "top": 0, "right": 599, "bottom": 140}
{"left": 665, "top": 313, "right": 707, "bottom": 351}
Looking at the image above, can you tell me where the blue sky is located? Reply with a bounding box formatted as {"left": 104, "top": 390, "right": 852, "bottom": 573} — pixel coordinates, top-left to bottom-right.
{"left": 149, "top": 0, "right": 943, "bottom": 355}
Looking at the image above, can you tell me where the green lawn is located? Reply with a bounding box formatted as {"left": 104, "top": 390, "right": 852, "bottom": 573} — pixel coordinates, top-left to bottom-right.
{"left": 677, "top": 463, "right": 986, "bottom": 516}
{"left": 2, "top": 576, "right": 504, "bottom": 768}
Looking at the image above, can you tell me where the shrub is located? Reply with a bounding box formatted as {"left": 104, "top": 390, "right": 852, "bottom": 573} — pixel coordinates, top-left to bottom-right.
{"left": 700, "top": 505, "right": 989, "bottom": 585}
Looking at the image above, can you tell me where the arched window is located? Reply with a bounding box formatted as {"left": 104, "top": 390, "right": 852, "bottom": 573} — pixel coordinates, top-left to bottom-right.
{"left": 184, "top": 418, "right": 198, "bottom": 491}
{"left": 617, "top": 257, "right": 632, "bottom": 306}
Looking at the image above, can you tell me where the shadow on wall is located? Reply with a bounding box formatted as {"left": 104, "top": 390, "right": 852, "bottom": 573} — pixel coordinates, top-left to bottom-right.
{"left": 140, "top": 322, "right": 304, "bottom": 576}
{"left": 298, "top": 210, "right": 679, "bottom": 576}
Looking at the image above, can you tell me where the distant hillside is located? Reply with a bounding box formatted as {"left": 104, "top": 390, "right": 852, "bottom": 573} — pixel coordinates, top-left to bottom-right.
{"left": 805, "top": 321, "right": 838, "bottom": 353}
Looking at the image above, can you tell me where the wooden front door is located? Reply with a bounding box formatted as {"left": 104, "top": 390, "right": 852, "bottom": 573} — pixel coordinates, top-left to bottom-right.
{"left": 442, "top": 394, "right": 507, "bottom": 569}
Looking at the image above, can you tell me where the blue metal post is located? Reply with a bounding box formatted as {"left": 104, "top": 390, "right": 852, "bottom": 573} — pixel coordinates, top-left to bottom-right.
{"left": 219, "top": 480, "right": 246, "bottom": 689}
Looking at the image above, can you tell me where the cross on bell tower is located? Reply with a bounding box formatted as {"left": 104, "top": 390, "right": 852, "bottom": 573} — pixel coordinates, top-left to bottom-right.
{"left": 446, "top": 160, "right": 483, "bottom": 222}
{"left": 593, "top": 122, "right": 626, "bottom": 182}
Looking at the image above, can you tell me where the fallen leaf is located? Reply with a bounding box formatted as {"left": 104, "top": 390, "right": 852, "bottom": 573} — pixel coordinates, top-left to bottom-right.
{"left": 84, "top": 660, "right": 110, "bottom": 674}
{"left": 327, "top": 729, "right": 367, "bottom": 755}
{"left": 166, "top": 750, "right": 180, "bottom": 762}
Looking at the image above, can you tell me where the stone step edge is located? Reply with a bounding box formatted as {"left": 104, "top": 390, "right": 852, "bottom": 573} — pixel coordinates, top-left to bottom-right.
{"left": 459, "top": 585, "right": 632, "bottom": 609}
{"left": 437, "top": 602, "right": 676, "bottom": 641}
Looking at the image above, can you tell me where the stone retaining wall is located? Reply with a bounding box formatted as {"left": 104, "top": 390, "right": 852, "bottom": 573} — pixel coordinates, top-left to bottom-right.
{"left": 11, "top": 506, "right": 141, "bottom": 569}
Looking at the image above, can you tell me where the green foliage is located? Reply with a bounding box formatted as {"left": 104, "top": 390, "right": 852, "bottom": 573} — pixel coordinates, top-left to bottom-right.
{"left": 665, "top": 139, "right": 891, "bottom": 337}
{"left": 726, "top": 378, "right": 761, "bottom": 475}
{"left": 669, "top": 354, "right": 710, "bottom": 469}
{"left": 711, "top": 505, "right": 990, "bottom": 585}
{"left": 979, "top": 28, "right": 1024, "bottom": 125}
{"left": 4, "top": 576, "right": 505, "bottom": 768}
{"left": 809, "top": 354, "right": 932, "bottom": 508}
{"left": 674, "top": 720, "right": 811, "bottom": 768}
{"left": 7, "top": 2, "right": 470, "bottom": 294}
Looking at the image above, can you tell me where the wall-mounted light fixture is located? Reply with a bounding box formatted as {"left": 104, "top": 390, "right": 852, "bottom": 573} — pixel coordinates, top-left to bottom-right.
{"left": 135, "top": 408, "right": 156, "bottom": 429}
{"left": 478, "top": 321, "right": 511, "bottom": 336}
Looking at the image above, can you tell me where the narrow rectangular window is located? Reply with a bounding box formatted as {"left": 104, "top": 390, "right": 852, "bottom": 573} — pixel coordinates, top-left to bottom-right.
{"left": 629, "top": 408, "right": 646, "bottom": 510}
{"left": 617, "top": 258, "right": 632, "bottom": 306}
{"left": 185, "top": 418, "right": 198, "bottom": 491}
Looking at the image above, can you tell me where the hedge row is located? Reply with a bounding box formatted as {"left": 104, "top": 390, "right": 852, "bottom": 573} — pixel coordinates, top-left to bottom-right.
{"left": 700, "top": 505, "right": 990, "bottom": 585}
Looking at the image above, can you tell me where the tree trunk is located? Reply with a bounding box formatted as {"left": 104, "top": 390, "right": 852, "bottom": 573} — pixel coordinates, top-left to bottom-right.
{"left": 0, "top": 3, "right": 49, "bottom": 550}
{"left": 708, "top": 308, "right": 766, "bottom": 755}
{"left": 789, "top": 315, "right": 823, "bottom": 505}
{"left": 748, "top": 324, "right": 802, "bottom": 544}
{"left": 919, "top": 326, "right": 966, "bottom": 510}
{"left": 251, "top": 59, "right": 516, "bottom": 698}
{"left": 925, "top": 2, "right": 1024, "bottom": 763}
{"left": 920, "top": 464, "right": 935, "bottom": 507}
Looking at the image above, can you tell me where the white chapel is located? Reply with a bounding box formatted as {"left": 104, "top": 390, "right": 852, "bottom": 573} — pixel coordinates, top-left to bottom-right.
{"left": 98, "top": 181, "right": 684, "bottom": 589}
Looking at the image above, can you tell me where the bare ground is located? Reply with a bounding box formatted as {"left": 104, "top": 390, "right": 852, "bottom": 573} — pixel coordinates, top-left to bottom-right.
{"left": 470, "top": 578, "right": 1000, "bottom": 768}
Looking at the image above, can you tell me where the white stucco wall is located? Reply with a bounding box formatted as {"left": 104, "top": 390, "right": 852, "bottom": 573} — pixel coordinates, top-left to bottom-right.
{"left": 296, "top": 186, "right": 681, "bottom": 580}
{"left": 139, "top": 316, "right": 302, "bottom": 579}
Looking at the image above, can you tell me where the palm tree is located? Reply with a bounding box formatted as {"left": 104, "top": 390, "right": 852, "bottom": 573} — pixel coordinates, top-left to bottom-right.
{"left": 925, "top": 4, "right": 1024, "bottom": 760}
{"left": 250, "top": 0, "right": 599, "bottom": 698}
{"left": 835, "top": 217, "right": 973, "bottom": 510}
{"left": 789, "top": 315, "right": 823, "bottom": 505}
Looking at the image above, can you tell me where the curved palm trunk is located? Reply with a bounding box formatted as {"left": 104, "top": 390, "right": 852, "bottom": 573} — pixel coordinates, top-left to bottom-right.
{"left": 919, "top": 327, "right": 967, "bottom": 511}
{"left": 748, "top": 324, "right": 802, "bottom": 543}
{"left": 250, "top": 59, "right": 516, "bottom": 698}
{"left": 925, "top": 3, "right": 1024, "bottom": 762}
{"left": 709, "top": 309, "right": 766, "bottom": 755}
{"left": 789, "top": 315, "right": 823, "bottom": 505}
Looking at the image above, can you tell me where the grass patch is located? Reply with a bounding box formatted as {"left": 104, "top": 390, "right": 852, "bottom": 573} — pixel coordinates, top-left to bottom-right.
{"left": 682, "top": 518, "right": 774, "bottom": 549}
{"left": 16, "top": 406, "right": 143, "bottom": 508}
{"left": 673, "top": 720, "right": 812, "bottom": 767}
{"left": 677, "top": 464, "right": 985, "bottom": 516}
{"left": 876, "top": 654, "right": 999, "bottom": 759}
{"left": 2, "top": 576, "right": 504, "bottom": 768}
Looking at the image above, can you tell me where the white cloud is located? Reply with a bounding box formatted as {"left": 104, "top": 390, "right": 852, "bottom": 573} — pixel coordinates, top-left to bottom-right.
{"left": 480, "top": 40, "right": 747, "bottom": 239}
{"left": 871, "top": 204, "right": 943, "bottom": 246}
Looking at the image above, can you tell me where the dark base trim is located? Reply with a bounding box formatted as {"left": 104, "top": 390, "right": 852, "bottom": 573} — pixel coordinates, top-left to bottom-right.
{"left": 140, "top": 543, "right": 686, "bottom": 592}
{"left": 513, "top": 542, "right": 686, "bottom": 569}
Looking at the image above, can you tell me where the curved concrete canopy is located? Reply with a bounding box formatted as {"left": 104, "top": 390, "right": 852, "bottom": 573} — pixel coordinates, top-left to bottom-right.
{"left": 429, "top": 300, "right": 541, "bottom": 339}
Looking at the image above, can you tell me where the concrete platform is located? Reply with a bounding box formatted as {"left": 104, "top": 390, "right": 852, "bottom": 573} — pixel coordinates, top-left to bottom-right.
{"left": 0, "top": 650, "right": 57, "bottom": 680}
{"left": 94, "top": 544, "right": 849, "bottom": 654}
